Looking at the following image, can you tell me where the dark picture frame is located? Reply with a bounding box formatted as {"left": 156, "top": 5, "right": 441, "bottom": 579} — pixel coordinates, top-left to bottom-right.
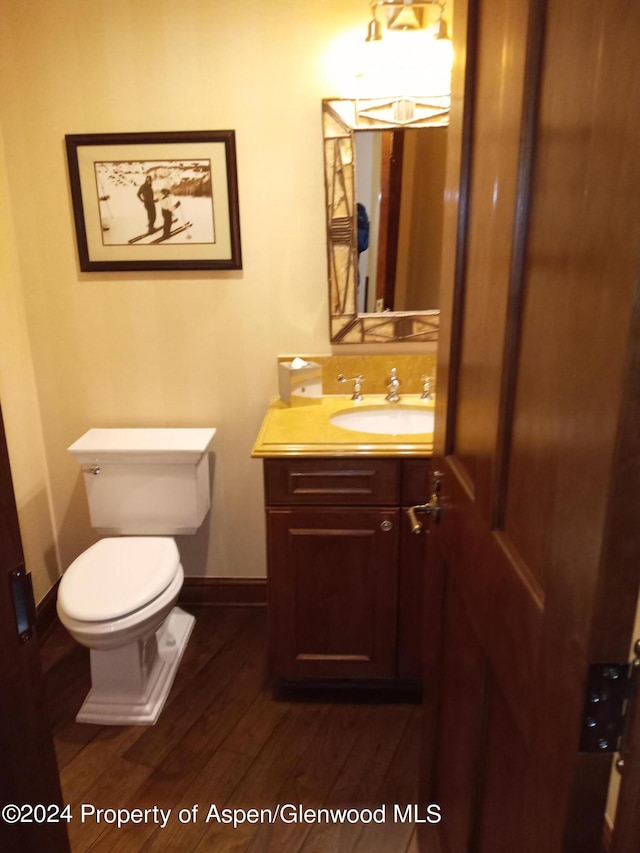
{"left": 65, "top": 131, "right": 242, "bottom": 272}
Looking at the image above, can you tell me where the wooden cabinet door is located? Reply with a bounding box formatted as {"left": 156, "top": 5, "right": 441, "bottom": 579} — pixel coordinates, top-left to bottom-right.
{"left": 397, "top": 510, "right": 427, "bottom": 681}
{"left": 398, "top": 459, "right": 433, "bottom": 681}
{"left": 267, "top": 507, "right": 399, "bottom": 681}
{"left": 424, "top": 0, "right": 640, "bottom": 850}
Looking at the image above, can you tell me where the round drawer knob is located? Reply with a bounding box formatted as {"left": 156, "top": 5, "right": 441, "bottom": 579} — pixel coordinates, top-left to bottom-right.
{"left": 380, "top": 520, "right": 393, "bottom": 532}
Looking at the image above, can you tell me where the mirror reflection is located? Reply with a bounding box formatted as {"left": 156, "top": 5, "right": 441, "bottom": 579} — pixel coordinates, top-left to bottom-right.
{"left": 322, "top": 99, "right": 447, "bottom": 344}
{"left": 355, "top": 127, "right": 447, "bottom": 314}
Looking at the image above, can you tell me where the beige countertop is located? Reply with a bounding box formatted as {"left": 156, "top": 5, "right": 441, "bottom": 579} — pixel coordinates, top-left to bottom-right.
{"left": 251, "top": 395, "right": 434, "bottom": 458}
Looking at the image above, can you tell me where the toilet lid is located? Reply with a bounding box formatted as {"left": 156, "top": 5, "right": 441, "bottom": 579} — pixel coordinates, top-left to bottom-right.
{"left": 59, "top": 537, "right": 181, "bottom": 622}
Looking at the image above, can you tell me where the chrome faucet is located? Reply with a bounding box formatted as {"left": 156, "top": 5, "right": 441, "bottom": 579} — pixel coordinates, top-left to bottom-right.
{"left": 338, "top": 373, "right": 364, "bottom": 401}
{"left": 385, "top": 368, "right": 401, "bottom": 403}
{"left": 420, "top": 374, "right": 435, "bottom": 401}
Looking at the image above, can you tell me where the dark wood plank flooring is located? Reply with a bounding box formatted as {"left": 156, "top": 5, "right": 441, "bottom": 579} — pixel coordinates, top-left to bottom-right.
{"left": 40, "top": 606, "right": 440, "bottom": 853}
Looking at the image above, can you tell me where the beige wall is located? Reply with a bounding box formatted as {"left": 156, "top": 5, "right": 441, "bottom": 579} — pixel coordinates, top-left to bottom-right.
{"left": 0, "top": 129, "right": 60, "bottom": 602}
{"left": 0, "top": 0, "right": 378, "bottom": 597}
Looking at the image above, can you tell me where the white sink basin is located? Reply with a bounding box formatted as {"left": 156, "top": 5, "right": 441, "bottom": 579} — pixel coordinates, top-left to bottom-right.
{"left": 330, "top": 406, "right": 434, "bottom": 436}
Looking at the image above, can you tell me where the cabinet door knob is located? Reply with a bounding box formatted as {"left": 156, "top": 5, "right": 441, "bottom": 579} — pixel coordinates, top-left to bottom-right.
{"left": 380, "top": 520, "right": 393, "bottom": 532}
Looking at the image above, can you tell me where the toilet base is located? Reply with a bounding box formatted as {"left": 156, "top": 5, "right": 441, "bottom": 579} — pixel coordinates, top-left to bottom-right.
{"left": 76, "top": 607, "right": 195, "bottom": 726}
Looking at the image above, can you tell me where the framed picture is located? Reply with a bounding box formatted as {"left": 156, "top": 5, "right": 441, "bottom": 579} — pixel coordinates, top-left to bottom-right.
{"left": 65, "top": 131, "right": 242, "bottom": 271}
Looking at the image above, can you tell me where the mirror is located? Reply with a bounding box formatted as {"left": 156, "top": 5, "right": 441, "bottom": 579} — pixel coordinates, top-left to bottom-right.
{"left": 323, "top": 98, "right": 448, "bottom": 344}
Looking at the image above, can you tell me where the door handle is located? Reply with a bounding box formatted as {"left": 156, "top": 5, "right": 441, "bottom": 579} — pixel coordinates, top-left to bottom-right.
{"left": 406, "top": 493, "right": 441, "bottom": 534}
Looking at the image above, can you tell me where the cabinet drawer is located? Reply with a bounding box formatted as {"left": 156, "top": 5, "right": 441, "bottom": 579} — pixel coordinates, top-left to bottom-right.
{"left": 264, "top": 458, "right": 399, "bottom": 506}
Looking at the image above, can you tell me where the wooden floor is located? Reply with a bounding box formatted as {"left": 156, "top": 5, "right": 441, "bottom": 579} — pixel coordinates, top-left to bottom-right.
{"left": 40, "top": 605, "right": 440, "bottom": 853}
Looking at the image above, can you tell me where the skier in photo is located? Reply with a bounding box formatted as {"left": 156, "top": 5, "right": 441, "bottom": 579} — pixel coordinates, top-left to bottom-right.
{"left": 160, "top": 187, "right": 181, "bottom": 239}
{"left": 137, "top": 175, "right": 156, "bottom": 234}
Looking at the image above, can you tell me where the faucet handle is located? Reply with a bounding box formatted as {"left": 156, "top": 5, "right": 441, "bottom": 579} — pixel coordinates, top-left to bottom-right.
{"left": 385, "top": 367, "right": 401, "bottom": 403}
{"left": 338, "top": 374, "right": 364, "bottom": 401}
{"left": 420, "top": 374, "right": 435, "bottom": 401}
{"left": 386, "top": 367, "right": 399, "bottom": 385}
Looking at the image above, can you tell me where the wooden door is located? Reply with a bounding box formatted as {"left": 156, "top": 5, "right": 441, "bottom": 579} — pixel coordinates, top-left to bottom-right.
{"left": 376, "top": 130, "right": 405, "bottom": 310}
{"left": 0, "top": 403, "right": 69, "bottom": 852}
{"left": 422, "top": 0, "right": 640, "bottom": 851}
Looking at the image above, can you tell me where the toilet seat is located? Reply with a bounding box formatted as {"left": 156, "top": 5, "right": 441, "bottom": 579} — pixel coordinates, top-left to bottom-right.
{"left": 58, "top": 537, "right": 181, "bottom": 622}
{"left": 57, "top": 565, "right": 185, "bottom": 651}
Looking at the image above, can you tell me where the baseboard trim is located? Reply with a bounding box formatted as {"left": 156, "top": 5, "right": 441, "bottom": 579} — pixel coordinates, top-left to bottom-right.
{"left": 35, "top": 576, "right": 266, "bottom": 641}
{"left": 36, "top": 577, "right": 61, "bottom": 642}
{"left": 180, "top": 577, "right": 267, "bottom": 607}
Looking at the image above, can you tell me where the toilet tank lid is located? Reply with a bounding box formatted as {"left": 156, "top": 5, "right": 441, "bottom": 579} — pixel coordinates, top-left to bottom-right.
{"left": 58, "top": 537, "right": 181, "bottom": 622}
{"left": 68, "top": 428, "right": 216, "bottom": 464}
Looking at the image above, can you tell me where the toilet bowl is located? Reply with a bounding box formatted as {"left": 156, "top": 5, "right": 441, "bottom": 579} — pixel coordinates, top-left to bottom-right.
{"left": 57, "top": 537, "right": 195, "bottom": 726}
{"left": 58, "top": 427, "right": 216, "bottom": 726}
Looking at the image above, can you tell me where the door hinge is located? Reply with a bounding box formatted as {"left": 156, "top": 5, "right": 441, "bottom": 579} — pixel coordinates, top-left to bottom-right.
{"left": 8, "top": 564, "right": 36, "bottom": 644}
{"left": 579, "top": 644, "right": 640, "bottom": 755}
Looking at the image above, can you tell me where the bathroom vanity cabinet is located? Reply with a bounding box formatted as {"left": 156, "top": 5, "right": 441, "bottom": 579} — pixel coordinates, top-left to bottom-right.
{"left": 262, "top": 457, "right": 431, "bottom": 685}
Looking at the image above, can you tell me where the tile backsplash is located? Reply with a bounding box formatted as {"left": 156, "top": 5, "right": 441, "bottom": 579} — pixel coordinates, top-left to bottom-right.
{"left": 278, "top": 354, "right": 437, "bottom": 396}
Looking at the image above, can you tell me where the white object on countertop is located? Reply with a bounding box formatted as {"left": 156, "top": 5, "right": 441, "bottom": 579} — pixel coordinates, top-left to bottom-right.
{"left": 278, "top": 360, "right": 323, "bottom": 404}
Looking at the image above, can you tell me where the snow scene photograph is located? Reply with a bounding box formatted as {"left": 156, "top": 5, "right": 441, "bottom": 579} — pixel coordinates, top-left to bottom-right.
{"left": 94, "top": 159, "right": 216, "bottom": 247}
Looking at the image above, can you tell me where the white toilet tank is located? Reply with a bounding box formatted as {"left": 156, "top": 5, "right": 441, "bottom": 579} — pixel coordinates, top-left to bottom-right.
{"left": 68, "top": 428, "right": 216, "bottom": 535}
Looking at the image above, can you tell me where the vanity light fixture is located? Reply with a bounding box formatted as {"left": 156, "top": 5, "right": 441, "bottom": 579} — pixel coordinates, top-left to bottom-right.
{"left": 365, "top": 0, "right": 448, "bottom": 41}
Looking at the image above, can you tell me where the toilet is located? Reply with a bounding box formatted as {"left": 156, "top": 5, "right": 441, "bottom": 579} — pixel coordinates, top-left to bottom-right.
{"left": 56, "top": 427, "right": 216, "bottom": 726}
